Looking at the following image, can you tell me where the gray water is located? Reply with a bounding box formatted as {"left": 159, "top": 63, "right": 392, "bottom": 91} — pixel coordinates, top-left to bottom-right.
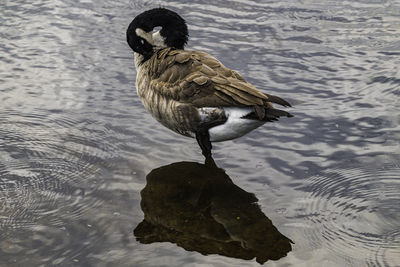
{"left": 1, "top": 0, "right": 399, "bottom": 266}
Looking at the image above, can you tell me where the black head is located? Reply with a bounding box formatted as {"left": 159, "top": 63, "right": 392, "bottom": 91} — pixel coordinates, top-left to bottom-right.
{"left": 126, "top": 8, "right": 189, "bottom": 62}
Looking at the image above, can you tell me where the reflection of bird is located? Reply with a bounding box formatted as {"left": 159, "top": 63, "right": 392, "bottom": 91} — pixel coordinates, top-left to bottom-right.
{"left": 134, "top": 161, "right": 293, "bottom": 264}
{"left": 127, "top": 8, "right": 293, "bottom": 159}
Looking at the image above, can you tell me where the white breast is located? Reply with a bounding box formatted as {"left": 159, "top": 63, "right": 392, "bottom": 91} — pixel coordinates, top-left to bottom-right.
{"left": 208, "top": 107, "right": 265, "bottom": 142}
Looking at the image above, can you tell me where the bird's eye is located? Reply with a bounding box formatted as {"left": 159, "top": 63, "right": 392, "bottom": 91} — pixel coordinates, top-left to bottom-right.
{"left": 140, "top": 39, "right": 145, "bottom": 45}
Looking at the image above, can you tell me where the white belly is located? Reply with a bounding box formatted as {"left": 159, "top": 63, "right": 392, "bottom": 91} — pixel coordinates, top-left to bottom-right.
{"left": 208, "top": 107, "right": 265, "bottom": 142}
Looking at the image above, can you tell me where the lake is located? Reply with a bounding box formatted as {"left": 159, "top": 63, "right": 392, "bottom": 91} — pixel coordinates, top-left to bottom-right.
{"left": 1, "top": 0, "right": 399, "bottom": 266}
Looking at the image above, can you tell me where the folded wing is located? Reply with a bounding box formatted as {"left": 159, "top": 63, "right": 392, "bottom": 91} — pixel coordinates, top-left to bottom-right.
{"left": 148, "top": 48, "right": 292, "bottom": 120}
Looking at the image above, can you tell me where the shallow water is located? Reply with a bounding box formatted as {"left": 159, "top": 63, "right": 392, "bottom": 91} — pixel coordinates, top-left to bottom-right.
{"left": 1, "top": 0, "right": 399, "bottom": 266}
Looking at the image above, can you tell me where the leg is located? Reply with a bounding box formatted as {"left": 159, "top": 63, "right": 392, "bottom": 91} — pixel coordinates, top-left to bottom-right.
{"left": 204, "top": 154, "right": 217, "bottom": 168}
{"left": 195, "top": 128, "right": 212, "bottom": 158}
{"left": 194, "top": 111, "right": 226, "bottom": 161}
{"left": 195, "top": 129, "right": 217, "bottom": 168}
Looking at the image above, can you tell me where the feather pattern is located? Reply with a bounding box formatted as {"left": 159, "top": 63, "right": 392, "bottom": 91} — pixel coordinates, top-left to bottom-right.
{"left": 145, "top": 48, "right": 271, "bottom": 106}
{"left": 135, "top": 47, "right": 292, "bottom": 138}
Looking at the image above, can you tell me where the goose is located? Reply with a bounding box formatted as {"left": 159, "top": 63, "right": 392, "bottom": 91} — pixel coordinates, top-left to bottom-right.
{"left": 126, "top": 8, "right": 293, "bottom": 160}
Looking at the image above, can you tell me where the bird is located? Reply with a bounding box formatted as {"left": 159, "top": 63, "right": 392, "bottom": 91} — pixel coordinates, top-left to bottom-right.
{"left": 126, "top": 8, "right": 293, "bottom": 161}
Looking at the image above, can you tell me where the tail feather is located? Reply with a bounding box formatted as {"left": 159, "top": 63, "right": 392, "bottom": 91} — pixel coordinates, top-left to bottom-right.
{"left": 264, "top": 93, "right": 292, "bottom": 107}
{"left": 267, "top": 108, "right": 293, "bottom": 118}
{"left": 243, "top": 107, "right": 293, "bottom": 122}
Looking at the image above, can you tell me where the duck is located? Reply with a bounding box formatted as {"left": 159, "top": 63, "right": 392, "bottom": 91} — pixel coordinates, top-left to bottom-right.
{"left": 126, "top": 8, "right": 293, "bottom": 160}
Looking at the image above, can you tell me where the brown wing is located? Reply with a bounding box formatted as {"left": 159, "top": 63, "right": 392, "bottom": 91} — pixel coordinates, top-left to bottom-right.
{"left": 148, "top": 48, "right": 290, "bottom": 119}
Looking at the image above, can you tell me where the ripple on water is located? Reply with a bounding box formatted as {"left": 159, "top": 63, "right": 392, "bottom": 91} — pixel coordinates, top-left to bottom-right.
{"left": 0, "top": 109, "right": 112, "bottom": 264}
{"left": 369, "top": 229, "right": 400, "bottom": 267}
{"left": 293, "top": 165, "right": 400, "bottom": 266}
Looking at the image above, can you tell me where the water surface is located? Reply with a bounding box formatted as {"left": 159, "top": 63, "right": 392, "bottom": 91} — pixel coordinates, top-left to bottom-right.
{"left": 1, "top": 0, "right": 399, "bottom": 266}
